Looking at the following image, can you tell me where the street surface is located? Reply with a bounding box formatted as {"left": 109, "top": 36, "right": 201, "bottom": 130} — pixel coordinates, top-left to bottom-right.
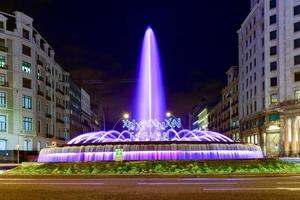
{"left": 0, "top": 176, "right": 300, "bottom": 199}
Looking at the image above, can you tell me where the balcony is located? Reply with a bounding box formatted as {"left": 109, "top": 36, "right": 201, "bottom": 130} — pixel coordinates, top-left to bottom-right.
{"left": 46, "top": 81, "right": 51, "bottom": 87}
{"left": 56, "top": 88, "right": 64, "bottom": 95}
{"left": 56, "top": 118, "right": 65, "bottom": 124}
{"left": 37, "top": 59, "right": 43, "bottom": 66}
{"left": 56, "top": 103, "right": 65, "bottom": 109}
{"left": 46, "top": 113, "right": 51, "bottom": 118}
{"left": 37, "top": 90, "right": 44, "bottom": 96}
{"left": 0, "top": 64, "right": 8, "bottom": 70}
{"left": 46, "top": 95, "right": 51, "bottom": 101}
{"left": 0, "top": 81, "right": 8, "bottom": 87}
{"left": 37, "top": 75, "right": 44, "bottom": 82}
{"left": 0, "top": 46, "right": 8, "bottom": 52}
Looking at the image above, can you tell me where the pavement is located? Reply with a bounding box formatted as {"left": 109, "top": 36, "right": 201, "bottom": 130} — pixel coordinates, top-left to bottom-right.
{"left": 0, "top": 176, "right": 300, "bottom": 199}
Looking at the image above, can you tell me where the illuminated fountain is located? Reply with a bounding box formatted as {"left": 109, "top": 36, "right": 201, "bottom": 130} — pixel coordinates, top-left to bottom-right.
{"left": 38, "top": 27, "right": 263, "bottom": 162}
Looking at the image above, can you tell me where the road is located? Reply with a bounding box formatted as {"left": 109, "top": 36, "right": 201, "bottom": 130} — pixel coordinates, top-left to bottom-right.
{"left": 0, "top": 176, "right": 300, "bottom": 200}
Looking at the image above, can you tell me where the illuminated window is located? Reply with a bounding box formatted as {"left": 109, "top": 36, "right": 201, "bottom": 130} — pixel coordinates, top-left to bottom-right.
{"left": 23, "top": 139, "right": 32, "bottom": 151}
{"left": 23, "top": 117, "right": 32, "bottom": 131}
{"left": 22, "top": 61, "right": 31, "bottom": 73}
{"left": 0, "top": 115, "right": 7, "bottom": 132}
{"left": 0, "top": 92, "right": 6, "bottom": 108}
{"left": 295, "top": 90, "right": 300, "bottom": 102}
{"left": 271, "top": 94, "right": 278, "bottom": 104}
{"left": 0, "top": 55, "right": 5, "bottom": 68}
{"left": 22, "top": 95, "right": 32, "bottom": 109}
{"left": 0, "top": 139, "right": 7, "bottom": 150}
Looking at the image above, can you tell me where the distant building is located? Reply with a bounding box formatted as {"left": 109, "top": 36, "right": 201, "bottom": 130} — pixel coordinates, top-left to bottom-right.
{"left": 238, "top": 0, "right": 300, "bottom": 157}
{"left": 81, "top": 88, "right": 91, "bottom": 133}
{"left": 193, "top": 108, "right": 209, "bottom": 131}
{"left": 69, "top": 80, "right": 82, "bottom": 138}
{"left": 0, "top": 11, "right": 70, "bottom": 153}
{"left": 221, "top": 66, "right": 240, "bottom": 141}
{"left": 208, "top": 102, "right": 222, "bottom": 133}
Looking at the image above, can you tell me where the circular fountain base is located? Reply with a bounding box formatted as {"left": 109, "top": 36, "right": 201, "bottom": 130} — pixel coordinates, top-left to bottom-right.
{"left": 38, "top": 142, "right": 263, "bottom": 162}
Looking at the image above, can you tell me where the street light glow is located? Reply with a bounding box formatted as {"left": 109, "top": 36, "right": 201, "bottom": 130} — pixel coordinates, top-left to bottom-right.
{"left": 123, "top": 113, "right": 130, "bottom": 119}
{"left": 166, "top": 112, "right": 171, "bottom": 118}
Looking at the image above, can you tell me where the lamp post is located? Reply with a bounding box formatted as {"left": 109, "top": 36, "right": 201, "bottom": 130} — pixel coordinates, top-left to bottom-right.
{"left": 16, "top": 144, "right": 20, "bottom": 164}
{"left": 112, "top": 113, "right": 130, "bottom": 130}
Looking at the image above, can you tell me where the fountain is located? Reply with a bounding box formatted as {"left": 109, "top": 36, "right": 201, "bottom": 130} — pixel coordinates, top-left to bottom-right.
{"left": 38, "top": 27, "right": 263, "bottom": 162}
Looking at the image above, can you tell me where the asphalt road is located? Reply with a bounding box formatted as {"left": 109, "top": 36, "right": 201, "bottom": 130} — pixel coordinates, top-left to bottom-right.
{"left": 1, "top": 176, "right": 300, "bottom": 200}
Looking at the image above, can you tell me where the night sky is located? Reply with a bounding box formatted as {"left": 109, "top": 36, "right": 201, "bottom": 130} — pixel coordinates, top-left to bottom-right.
{"left": 2, "top": 0, "right": 249, "bottom": 127}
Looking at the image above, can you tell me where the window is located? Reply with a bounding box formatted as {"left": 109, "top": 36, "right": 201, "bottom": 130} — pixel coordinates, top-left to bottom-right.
{"left": 23, "top": 117, "right": 32, "bottom": 131}
{"left": 294, "top": 5, "right": 300, "bottom": 16}
{"left": 270, "top": 15, "right": 276, "bottom": 25}
{"left": 22, "top": 78, "right": 31, "bottom": 89}
{"left": 295, "top": 72, "right": 300, "bottom": 82}
{"left": 37, "top": 120, "right": 41, "bottom": 133}
{"left": 270, "top": 61, "right": 277, "bottom": 71}
{"left": 0, "top": 115, "right": 7, "bottom": 132}
{"left": 271, "top": 94, "right": 278, "bottom": 104}
{"left": 0, "top": 73, "right": 6, "bottom": 86}
{"left": 270, "top": 30, "right": 277, "bottom": 40}
{"left": 0, "top": 92, "right": 6, "bottom": 108}
{"left": 0, "top": 55, "right": 5, "bottom": 68}
{"left": 0, "top": 21, "right": 4, "bottom": 30}
{"left": 295, "top": 38, "right": 300, "bottom": 49}
{"left": 295, "top": 22, "right": 300, "bottom": 32}
{"left": 270, "top": 77, "right": 277, "bottom": 87}
{"left": 22, "top": 61, "right": 31, "bottom": 73}
{"left": 23, "top": 139, "right": 32, "bottom": 151}
{"left": 0, "top": 139, "right": 7, "bottom": 150}
{"left": 22, "top": 29, "right": 29, "bottom": 40}
{"left": 270, "top": 0, "right": 276, "bottom": 9}
{"left": 22, "top": 45, "right": 31, "bottom": 57}
{"left": 270, "top": 46, "right": 277, "bottom": 56}
{"left": 22, "top": 95, "right": 32, "bottom": 109}
{"left": 295, "top": 90, "right": 300, "bottom": 102}
{"left": 295, "top": 55, "right": 300, "bottom": 65}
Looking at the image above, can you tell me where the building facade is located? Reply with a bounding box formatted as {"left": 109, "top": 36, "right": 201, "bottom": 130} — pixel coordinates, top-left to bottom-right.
{"left": 69, "top": 79, "right": 82, "bottom": 138}
{"left": 221, "top": 66, "right": 240, "bottom": 141}
{"left": 0, "top": 11, "right": 70, "bottom": 152}
{"left": 238, "top": 0, "right": 300, "bottom": 157}
{"left": 80, "top": 88, "right": 91, "bottom": 133}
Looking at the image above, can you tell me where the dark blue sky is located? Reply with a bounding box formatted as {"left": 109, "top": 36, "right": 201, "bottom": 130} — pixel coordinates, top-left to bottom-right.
{"left": 2, "top": 0, "right": 250, "bottom": 125}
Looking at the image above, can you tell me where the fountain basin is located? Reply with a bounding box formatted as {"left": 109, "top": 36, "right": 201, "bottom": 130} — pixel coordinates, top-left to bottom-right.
{"left": 38, "top": 142, "right": 263, "bottom": 162}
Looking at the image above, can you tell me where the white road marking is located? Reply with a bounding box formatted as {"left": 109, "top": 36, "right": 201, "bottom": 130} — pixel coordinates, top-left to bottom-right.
{"left": 138, "top": 182, "right": 237, "bottom": 185}
{"left": 276, "top": 182, "right": 300, "bottom": 185}
{"left": 204, "top": 187, "right": 300, "bottom": 191}
{"left": 0, "top": 182, "right": 104, "bottom": 185}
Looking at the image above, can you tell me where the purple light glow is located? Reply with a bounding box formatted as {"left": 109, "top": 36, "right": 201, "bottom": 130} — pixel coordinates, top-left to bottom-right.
{"left": 135, "top": 27, "right": 166, "bottom": 140}
{"left": 38, "top": 147, "right": 263, "bottom": 162}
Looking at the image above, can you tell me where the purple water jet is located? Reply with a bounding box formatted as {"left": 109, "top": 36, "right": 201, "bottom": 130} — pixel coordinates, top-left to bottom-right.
{"left": 135, "top": 27, "right": 166, "bottom": 140}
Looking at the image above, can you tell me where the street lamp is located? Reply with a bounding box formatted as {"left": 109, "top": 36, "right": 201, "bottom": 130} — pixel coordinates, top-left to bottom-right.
{"left": 16, "top": 144, "right": 20, "bottom": 164}
{"left": 166, "top": 112, "right": 172, "bottom": 118}
{"left": 112, "top": 113, "right": 130, "bottom": 130}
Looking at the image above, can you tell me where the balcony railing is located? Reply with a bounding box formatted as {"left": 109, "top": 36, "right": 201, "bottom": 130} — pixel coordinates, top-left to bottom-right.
{"left": 0, "top": 64, "right": 8, "bottom": 70}
{"left": 56, "top": 88, "right": 64, "bottom": 95}
{"left": 56, "top": 103, "right": 65, "bottom": 109}
{"left": 280, "top": 99, "right": 300, "bottom": 106}
{"left": 0, "top": 46, "right": 8, "bottom": 52}
{"left": 46, "top": 81, "right": 51, "bottom": 87}
{"left": 46, "top": 95, "right": 51, "bottom": 101}
{"left": 56, "top": 118, "right": 65, "bottom": 124}
{"left": 57, "top": 136, "right": 65, "bottom": 141}
{"left": 0, "top": 81, "right": 8, "bottom": 87}
{"left": 37, "top": 75, "right": 44, "bottom": 81}
{"left": 37, "top": 90, "right": 44, "bottom": 96}
{"left": 37, "top": 59, "right": 43, "bottom": 66}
